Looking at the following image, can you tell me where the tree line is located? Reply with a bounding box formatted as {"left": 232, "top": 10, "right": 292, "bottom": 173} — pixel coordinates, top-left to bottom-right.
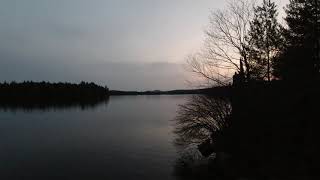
{"left": 189, "top": 0, "right": 320, "bottom": 86}
{"left": 0, "top": 81, "right": 109, "bottom": 102}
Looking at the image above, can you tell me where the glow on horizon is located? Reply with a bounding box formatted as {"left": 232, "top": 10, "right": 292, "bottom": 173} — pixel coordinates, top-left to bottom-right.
{"left": 0, "top": 0, "right": 289, "bottom": 90}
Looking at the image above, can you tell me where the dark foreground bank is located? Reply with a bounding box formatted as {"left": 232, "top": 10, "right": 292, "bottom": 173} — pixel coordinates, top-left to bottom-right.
{"left": 191, "top": 81, "right": 320, "bottom": 179}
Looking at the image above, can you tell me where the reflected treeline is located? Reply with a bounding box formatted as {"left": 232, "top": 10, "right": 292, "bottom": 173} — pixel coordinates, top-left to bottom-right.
{"left": 0, "top": 81, "right": 109, "bottom": 111}
{"left": 0, "top": 97, "right": 109, "bottom": 112}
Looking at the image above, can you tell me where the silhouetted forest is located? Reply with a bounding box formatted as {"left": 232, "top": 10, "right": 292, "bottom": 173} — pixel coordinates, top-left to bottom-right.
{"left": 174, "top": 0, "right": 320, "bottom": 179}
{"left": 0, "top": 81, "right": 109, "bottom": 110}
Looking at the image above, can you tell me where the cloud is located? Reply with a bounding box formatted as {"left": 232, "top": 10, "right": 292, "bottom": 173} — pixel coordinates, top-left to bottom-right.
{"left": 0, "top": 52, "right": 194, "bottom": 90}
{"left": 3, "top": 0, "right": 276, "bottom": 89}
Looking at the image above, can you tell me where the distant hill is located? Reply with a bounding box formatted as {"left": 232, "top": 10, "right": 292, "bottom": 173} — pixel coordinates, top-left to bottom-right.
{"left": 110, "top": 86, "right": 231, "bottom": 96}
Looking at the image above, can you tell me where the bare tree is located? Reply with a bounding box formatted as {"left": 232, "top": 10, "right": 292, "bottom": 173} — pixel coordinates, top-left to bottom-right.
{"left": 174, "top": 95, "right": 231, "bottom": 146}
{"left": 188, "top": 0, "right": 255, "bottom": 86}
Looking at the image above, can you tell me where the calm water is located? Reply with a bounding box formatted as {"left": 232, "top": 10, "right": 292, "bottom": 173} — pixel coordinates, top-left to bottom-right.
{"left": 0, "top": 95, "right": 189, "bottom": 180}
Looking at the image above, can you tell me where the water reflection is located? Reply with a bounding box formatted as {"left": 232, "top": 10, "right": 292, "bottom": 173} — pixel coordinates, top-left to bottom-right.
{"left": 0, "top": 97, "right": 109, "bottom": 112}
{"left": 0, "top": 95, "right": 187, "bottom": 180}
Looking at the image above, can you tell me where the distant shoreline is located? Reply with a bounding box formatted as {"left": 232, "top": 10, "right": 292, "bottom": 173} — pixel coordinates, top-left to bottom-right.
{"left": 109, "top": 86, "right": 230, "bottom": 96}
{"left": 0, "top": 81, "right": 231, "bottom": 98}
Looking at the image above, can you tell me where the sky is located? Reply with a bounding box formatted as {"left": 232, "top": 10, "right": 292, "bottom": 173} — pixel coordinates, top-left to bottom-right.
{"left": 0, "top": 0, "right": 288, "bottom": 90}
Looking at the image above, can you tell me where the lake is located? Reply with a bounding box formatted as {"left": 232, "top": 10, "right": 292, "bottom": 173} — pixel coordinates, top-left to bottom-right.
{"left": 0, "top": 95, "right": 190, "bottom": 180}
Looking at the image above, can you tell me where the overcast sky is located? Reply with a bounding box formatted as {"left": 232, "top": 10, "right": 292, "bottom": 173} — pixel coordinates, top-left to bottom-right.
{"left": 0, "top": 0, "right": 288, "bottom": 90}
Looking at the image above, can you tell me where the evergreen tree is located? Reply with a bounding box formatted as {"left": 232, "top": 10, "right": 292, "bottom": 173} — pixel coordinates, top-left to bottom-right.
{"left": 247, "top": 0, "right": 283, "bottom": 81}
{"left": 274, "top": 0, "right": 320, "bottom": 81}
